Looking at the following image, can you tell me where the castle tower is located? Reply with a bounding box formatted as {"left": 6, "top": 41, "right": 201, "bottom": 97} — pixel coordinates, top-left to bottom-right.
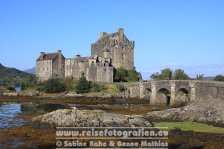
{"left": 91, "top": 28, "right": 134, "bottom": 70}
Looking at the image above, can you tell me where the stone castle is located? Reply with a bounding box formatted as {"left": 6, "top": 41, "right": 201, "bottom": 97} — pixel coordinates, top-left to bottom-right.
{"left": 36, "top": 28, "right": 135, "bottom": 82}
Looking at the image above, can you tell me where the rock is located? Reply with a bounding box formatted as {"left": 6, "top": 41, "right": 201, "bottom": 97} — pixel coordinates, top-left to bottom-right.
{"left": 102, "top": 93, "right": 113, "bottom": 98}
{"left": 32, "top": 109, "right": 153, "bottom": 128}
{"left": 71, "top": 106, "right": 77, "bottom": 110}
{"left": 145, "top": 98, "right": 224, "bottom": 127}
{"left": 27, "top": 92, "right": 39, "bottom": 96}
{"left": 65, "top": 92, "right": 83, "bottom": 97}
{"left": 2, "top": 93, "right": 19, "bottom": 96}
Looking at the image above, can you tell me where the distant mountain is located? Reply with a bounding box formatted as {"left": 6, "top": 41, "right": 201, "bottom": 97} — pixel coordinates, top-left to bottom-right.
{"left": 24, "top": 67, "right": 35, "bottom": 74}
{"left": 204, "top": 76, "right": 215, "bottom": 81}
{"left": 0, "top": 63, "right": 34, "bottom": 86}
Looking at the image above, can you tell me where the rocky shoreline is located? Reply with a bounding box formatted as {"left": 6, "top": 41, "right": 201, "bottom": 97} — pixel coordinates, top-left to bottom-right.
{"left": 144, "top": 98, "right": 224, "bottom": 127}
{"left": 31, "top": 98, "right": 224, "bottom": 128}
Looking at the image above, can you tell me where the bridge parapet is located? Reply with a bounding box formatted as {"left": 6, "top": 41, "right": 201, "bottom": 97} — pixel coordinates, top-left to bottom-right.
{"left": 124, "top": 80, "right": 224, "bottom": 106}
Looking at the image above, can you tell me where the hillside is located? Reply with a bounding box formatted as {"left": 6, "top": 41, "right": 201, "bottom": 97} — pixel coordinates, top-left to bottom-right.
{"left": 0, "top": 63, "right": 34, "bottom": 87}
{"left": 24, "top": 67, "right": 35, "bottom": 74}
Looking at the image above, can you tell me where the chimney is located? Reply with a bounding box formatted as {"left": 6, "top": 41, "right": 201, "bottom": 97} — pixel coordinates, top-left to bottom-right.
{"left": 40, "top": 52, "right": 45, "bottom": 60}
{"left": 118, "top": 28, "right": 124, "bottom": 41}
{"left": 57, "top": 49, "right": 63, "bottom": 76}
{"left": 58, "top": 49, "right": 62, "bottom": 61}
{"left": 75, "top": 54, "right": 81, "bottom": 58}
{"left": 100, "top": 32, "right": 107, "bottom": 38}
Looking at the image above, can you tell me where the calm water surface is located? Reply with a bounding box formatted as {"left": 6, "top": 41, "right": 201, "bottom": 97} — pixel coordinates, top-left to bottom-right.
{"left": 0, "top": 103, "right": 26, "bottom": 128}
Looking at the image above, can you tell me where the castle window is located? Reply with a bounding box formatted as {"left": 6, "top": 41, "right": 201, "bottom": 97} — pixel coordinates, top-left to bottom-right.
{"left": 91, "top": 61, "right": 94, "bottom": 66}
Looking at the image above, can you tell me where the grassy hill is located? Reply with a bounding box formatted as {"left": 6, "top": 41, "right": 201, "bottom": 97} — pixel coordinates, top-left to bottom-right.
{"left": 0, "top": 63, "right": 35, "bottom": 87}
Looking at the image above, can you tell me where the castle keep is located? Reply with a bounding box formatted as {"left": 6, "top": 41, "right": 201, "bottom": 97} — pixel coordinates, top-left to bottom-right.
{"left": 36, "top": 28, "right": 134, "bottom": 82}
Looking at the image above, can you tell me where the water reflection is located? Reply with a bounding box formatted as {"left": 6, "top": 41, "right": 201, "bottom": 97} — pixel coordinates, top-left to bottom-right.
{"left": 0, "top": 104, "right": 26, "bottom": 128}
{"left": 21, "top": 103, "right": 69, "bottom": 113}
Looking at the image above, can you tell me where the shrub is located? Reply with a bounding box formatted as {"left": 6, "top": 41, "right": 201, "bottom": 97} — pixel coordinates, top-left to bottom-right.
{"left": 61, "top": 77, "right": 76, "bottom": 91}
{"left": 214, "top": 75, "right": 224, "bottom": 82}
{"left": 114, "top": 67, "right": 128, "bottom": 82}
{"left": 117, "top": 84, "right": 125, "bottom": 92}
{"left": 6, "top": 85, "right": 15, "bottom": 91}
{"left": 42, "top": 78, "right": 66, "bottom": 93}
{"left": 90, "top": 82, "right": 105, "bottom": 92}
{"left": 75, "top": 76, "right": 90, "bottom": 94}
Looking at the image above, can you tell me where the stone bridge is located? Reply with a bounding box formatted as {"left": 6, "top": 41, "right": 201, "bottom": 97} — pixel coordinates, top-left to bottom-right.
{"left": 124, "top": 80, "right": 224, "bottom": 106}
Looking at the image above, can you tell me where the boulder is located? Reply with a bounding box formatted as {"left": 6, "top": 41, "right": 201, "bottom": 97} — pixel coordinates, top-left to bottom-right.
{"left": 33, "top": 109, "right": 153, "bottom": 128}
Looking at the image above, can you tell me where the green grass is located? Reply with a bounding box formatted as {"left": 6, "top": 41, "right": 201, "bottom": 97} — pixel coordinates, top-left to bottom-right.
{"left": 155, "top": 121, "right": 224, "bottom": 133}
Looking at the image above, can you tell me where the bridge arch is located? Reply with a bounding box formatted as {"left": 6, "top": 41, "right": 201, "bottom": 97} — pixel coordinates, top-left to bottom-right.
{"left": 175, "top": 88, "right": 190, "bottom": 105}
{"left": 143, "top": 88, "right": 152, "bottom": 100}
{"left": 156, "top": 88, "right": 171, "bottom": 105}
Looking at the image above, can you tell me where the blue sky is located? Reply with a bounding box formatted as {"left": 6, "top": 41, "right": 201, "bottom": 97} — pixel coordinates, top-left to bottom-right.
{"left": 0, "top": 0, "right": 223, "bottom": 79}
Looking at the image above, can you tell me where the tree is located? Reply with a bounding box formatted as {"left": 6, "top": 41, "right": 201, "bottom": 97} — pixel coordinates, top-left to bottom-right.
{"left": 42, "top": 78, "right": 66, "bottom": 93}
{"left": 114, "top": 67, "right": 128, "bottom": 82}
{"left": 114, "top": 67, "right": 141, "bottom": 82}
{"left": 150, "top": 68, "right": 172, "bottom": 80}
{"left": 151, "top": 72, "right": 161, "bottom": 80}
{"left": 214, "top": 75, "right": 224, "bottom": 82}
{"left": 75, "top": 76, "right": 90, "bottom": 93}
{"left": 173, "top": 69, "right": 189, "bottom": 80}
{"left": 160, "top": 68, "right": 172, "bottom": 80}
{"left": 196, "top": 74, "right": 204, "bottom": 80}
{"left": 20, "top": 74, "right": 37, "bottom": 91}
{"left": 6, "top": 85, "right": 15, "bottom": 91}
{"left": 127, "top": 69, "right": 140, "bottom": 82}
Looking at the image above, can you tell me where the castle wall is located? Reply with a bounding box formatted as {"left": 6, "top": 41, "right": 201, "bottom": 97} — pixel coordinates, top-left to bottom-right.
{"left": 86, "top": 65, "right": 97, "bottom": 82}
{"left": 36, "top": 60, "right": 52, "bottom": 81}
{"left": 73, "top": 61, "right": 88, "bottom": 80}
{"left": 97, "top": 66, "right": 113, "bottom": 82}
{"left": 52, "top": 58, "right": 59, "bottom": 77}
{"left": 65, "top": 57, "right": 113, "bottom": 83}
{"left": 51, "top": 55, "right": 65, "bottom": 78}
{"left": 86, "top": 65, "right": 113, "bottom": 82}
{"left": 65, "top": 58, "right": 75, "bottom": 77}
{"left": 57, "top": 53, "right": 65, "bottom": 78}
